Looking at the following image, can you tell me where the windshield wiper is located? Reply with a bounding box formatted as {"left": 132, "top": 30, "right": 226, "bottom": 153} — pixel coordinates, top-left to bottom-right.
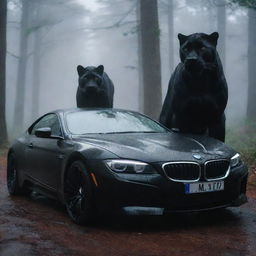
{"left": 104, "top": 131, "right": 140, "bottom": 134}
{"left": 79, "top": 131, "right": 166, "bottom": 135}
{"left": 104, "top": 131, "right": 163, "bottom": 134}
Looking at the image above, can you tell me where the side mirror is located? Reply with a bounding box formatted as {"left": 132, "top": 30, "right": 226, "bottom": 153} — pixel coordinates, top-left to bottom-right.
{"left": 35, "top": 127, "right": 52, "bottom": 138}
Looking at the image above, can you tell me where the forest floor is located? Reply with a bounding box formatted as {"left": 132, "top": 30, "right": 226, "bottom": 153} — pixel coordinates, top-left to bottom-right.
{"left": 0, "top": 147, "right": 256, "bottom": 256}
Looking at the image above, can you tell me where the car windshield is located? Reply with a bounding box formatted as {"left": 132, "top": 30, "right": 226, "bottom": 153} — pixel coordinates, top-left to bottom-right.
{"left": 65, "top": 110, "right": 168, "bottom": 135}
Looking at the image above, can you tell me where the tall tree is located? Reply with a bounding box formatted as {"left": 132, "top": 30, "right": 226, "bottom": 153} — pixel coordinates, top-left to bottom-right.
{"left": 0, "top": 0, "right": 8, "bottom": 145}
{"left": 31, "top": 1, "right": 42, "bottom": 121}
{"left": 247, "top": 7, "right": 256, "bottom": 120}
{"left": 139, "top": 0, "right": 162, "bottom": 119}
{"left": 136, "top": 0, "right": 143, "bottom": 113}
{"left": 230, "top": 0, "right": 256, "bottom": 120}
{"left": 216, "top": 0, "right": 227, "bottom": 69}
{"left": 13, "top": 0, "right": 30, "bottom": 133}
{"left": 168, "top": 0, "right": 174, "bottom": 72}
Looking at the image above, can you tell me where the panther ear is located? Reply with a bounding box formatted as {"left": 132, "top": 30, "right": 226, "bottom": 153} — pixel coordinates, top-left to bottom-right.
{"left": 208, "top": 32, "right": 219, "bottom": 46}
{"left": 77, "top": 65, "right": 86, "bottom": 76}
{"left": 178, "top": 33, "right": 188, "bottom": 45}
{"left": 96, "top": 65, "right": 104, "bottom": 75}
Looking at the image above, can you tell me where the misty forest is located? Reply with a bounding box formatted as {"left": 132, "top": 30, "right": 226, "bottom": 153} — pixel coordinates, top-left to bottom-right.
{"left": 0, "top": 0, "right": 256, "bottom": 163}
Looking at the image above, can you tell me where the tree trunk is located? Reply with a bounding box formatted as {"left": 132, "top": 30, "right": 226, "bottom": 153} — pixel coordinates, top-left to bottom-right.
{"left": 13, "top": 0, "right": 30, "bottom": 134}
{"left": 246, "top": 8, "right": 256, "bottom": 120}
{"left": 31, "top": 4, "right": 42, "bottom": 121}
{"left": 139, "top": 0, "right": 162, "bottom": 120}
{"left": 0, "top": 0, "right": 8, "bottom": 145}
{"left": 168, "top": 0, "right": 174, "bottom": 72}
{"left": 136, "top": 0, "right": 144, "bottom": 113}
{"left": 217, "top": 0, "right": 226, "bottom": 70}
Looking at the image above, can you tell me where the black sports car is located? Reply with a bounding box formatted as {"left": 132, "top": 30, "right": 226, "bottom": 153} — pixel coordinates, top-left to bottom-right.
{"left": 7, "top": 108, "right": 248, "bottom": 224}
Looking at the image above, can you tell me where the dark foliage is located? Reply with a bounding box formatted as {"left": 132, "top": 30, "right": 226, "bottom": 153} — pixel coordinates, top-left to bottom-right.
{"left": 230, "top": 0, "right": 256, "bottom": 8}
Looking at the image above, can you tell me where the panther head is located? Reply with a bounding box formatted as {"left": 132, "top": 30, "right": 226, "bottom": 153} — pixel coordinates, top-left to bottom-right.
{"left": 178, "top": 32, "right": 219, "bottom": 74}
{"left": 77, "top": 65, "right": 104, "bottom": 93}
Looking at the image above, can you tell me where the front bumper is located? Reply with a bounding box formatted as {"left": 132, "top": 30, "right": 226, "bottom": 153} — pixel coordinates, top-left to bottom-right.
{"left": 87, "top": 161, "right": 248, "bottom": 214}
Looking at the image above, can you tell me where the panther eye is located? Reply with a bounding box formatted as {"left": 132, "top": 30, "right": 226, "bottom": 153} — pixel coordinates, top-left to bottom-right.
{"left": 201, "top": 46, "right": 206, "bottom": 51}
{"left": 183, "top": 47, "right": 188, "bottom": 52}
{"left": 95, "top": 77, "right": 101, "bottom": 83}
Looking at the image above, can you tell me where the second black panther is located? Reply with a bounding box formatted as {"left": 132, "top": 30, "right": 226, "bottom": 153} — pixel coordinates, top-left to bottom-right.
{"left": 160, "top": 32, "right": 228, "bottom": 142}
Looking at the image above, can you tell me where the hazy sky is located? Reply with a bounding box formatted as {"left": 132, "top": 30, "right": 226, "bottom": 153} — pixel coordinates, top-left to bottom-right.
{"left": 76, "top": 0, "right": 100, "bottom": 11}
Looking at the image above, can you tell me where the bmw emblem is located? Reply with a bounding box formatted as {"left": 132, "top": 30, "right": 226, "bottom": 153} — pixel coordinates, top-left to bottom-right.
{"left": 193, "top": 154, "right": 202, "bottom": 160}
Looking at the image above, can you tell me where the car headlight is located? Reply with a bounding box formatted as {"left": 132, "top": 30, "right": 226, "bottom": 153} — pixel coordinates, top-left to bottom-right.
{"left": 230, "top": 153, "right": 241, "bottom": 168}
{"left": 105, "top": 160, "right": 157, "bottom": 174}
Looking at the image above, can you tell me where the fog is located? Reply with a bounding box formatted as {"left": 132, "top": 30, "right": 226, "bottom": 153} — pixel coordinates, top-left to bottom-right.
{"left": 6, "top": 0, "right": 254, "bottom": 138}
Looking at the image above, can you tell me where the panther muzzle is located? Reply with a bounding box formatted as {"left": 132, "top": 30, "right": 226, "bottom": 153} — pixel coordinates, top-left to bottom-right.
{"left": 184, "top": 57, "right": 203, "bottom": 73}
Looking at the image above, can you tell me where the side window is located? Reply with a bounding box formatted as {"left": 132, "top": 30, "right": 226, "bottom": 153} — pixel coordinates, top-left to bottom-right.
{"left": 51, "top": 116, "right": 62, "bottom": 136}
{"left": 30, "top": 114, "right": 62, "bottom": 137}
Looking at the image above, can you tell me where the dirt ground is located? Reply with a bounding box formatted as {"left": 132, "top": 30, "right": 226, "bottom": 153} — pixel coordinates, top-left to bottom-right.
{"left": 1, "top": 153, "right": 256, "bottom": 256}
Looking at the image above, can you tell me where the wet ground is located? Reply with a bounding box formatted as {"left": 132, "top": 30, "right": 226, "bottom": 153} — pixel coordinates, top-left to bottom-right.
{"left": 1, "top": 153, "right": 256, "bottom": 256}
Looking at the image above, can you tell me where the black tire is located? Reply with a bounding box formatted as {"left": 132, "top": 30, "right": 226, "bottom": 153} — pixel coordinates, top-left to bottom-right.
{"left": 64, "top": 160, "right": 95, "bottom": 225}
{"left": 7, "top": 153, "right": 30, "bottom": 195}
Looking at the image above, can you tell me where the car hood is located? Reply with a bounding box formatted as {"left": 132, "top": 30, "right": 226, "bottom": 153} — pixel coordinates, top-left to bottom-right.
{"left": 71, "top": 132, "right": 234, "bottom": 163}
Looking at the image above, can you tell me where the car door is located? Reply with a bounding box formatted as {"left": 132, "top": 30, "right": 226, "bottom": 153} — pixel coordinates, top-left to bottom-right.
{"left": 26, "top": 113, "right": 64, "bottom": 193}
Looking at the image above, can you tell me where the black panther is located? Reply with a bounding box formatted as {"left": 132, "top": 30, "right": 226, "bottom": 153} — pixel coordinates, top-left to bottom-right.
{"left": 76, "top": 65, "right": 114, "bottom": 108}
{"left": 159, "top": 32, "right": 228, "bottom": 142}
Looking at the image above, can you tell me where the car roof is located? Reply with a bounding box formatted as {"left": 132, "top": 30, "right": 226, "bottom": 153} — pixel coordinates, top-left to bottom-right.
{"left": 49, "top": 108, "right": 141, "bottom": 116}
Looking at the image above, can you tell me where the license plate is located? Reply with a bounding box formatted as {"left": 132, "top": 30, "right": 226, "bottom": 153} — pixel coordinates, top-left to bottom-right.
{"left": 185, "top": 181, "right": 224, "bottom": 194}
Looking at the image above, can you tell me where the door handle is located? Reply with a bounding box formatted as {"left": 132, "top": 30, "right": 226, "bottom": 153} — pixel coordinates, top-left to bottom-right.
{"left": 28, "top": 143, "right": 33, "bottom": 148}
{"left": 57, "top": 154, "right": 64, "bottom": 160}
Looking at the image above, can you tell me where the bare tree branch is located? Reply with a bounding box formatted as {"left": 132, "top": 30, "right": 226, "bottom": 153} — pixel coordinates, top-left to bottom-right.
{"left": 80, "top": 1, "right": 137, "bottom": 31}
{"left": 7, "top": 50, "right": 19, "bottom": 59}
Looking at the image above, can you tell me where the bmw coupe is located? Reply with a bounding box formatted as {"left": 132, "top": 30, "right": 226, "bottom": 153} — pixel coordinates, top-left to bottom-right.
{"left": 7, "top": 108, "right": 248, "bottom": 224}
